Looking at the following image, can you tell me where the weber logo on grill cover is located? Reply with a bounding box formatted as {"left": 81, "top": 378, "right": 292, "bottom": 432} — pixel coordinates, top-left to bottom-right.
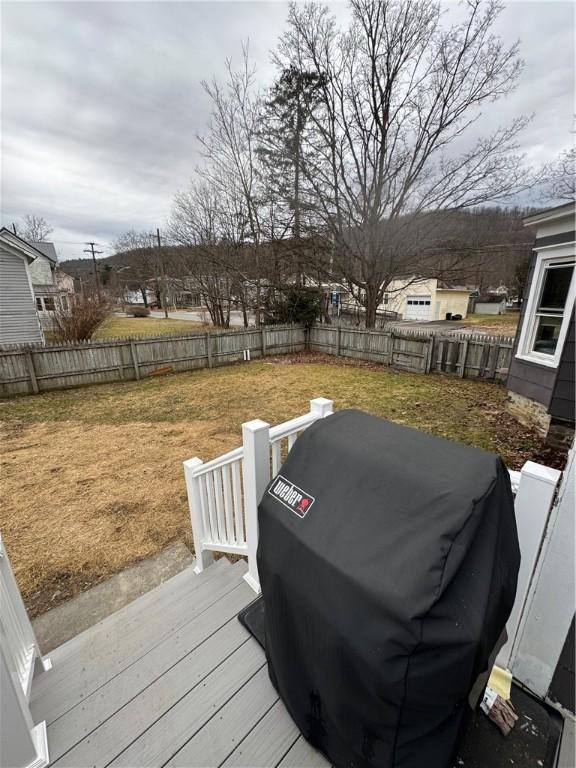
{"left": 268, "top": 475, "right": 315, "bottom": 518}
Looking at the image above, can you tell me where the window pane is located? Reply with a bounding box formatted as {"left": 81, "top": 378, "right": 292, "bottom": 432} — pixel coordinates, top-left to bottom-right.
{"left": 532, "top": 314, "right": 563, "bottom": 355}
{"left": 538, "top": 265, "right": 574, "bottom": 312}
{"left": 44, "top": 297, "right": 56, "bottom": 311}
{"left": 36, "top": 297, "right": 42, "bottom": 311}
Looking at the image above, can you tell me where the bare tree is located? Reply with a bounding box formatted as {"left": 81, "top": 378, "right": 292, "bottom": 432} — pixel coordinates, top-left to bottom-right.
{"left": 198, "top": 45, "right": 268, "bottom": 325}
{"left": 17, "top": 214, "right": 54, "bottom": 242}
{"left": 274, "top": 0, "right": 535, "bottom": 326}
{"left": 113, "top": 230, "right": 162, "bottom": 307}
{"left": 541, "top": 147, "right": 575, "bottom": 203}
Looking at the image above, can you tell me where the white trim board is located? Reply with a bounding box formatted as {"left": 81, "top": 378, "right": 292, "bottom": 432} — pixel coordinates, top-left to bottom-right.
{"left": 515, "top": 244, "right": 576, "bottom": 369}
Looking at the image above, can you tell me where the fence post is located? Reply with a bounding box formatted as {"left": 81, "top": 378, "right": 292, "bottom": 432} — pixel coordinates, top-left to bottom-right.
{"left": 129, "top": 340, "right": 140, "bottom": 381}
{"left": 261, "top": 327, "right": 267, "bottom": 357}
{"left": 183, "top": 458, "right": 214, "bottom": 574}
{"left": 310, "top": 397, "right": 334, "bottom": 418}
{"left": 242, "top": 419, "right": 270, "bottom": 593}
{"left": 336, "top": 326, "right": 341, "bottom": 357}
{"left": 459, "top": 339, "right": 469, "bottom": 378}
{"left": 24, "top": 351, "right": 39, "bottom": 394}
{"left": 0, "top": 643, "right": 49, "bottom": 768}
{"left": 205, "top": 333, "right": 213, "bottom": 368}
{"left": 497, "top": 461, "right": 562, "bottom": 670}
{"left": 425, "top": 335, "right": 435, "bottom": 374}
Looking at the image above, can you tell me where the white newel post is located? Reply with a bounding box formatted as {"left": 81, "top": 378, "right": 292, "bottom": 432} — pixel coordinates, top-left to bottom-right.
{"left": 183, "top": 457, "right": 214, "bottom": 574}
{"left": 498, "top": 460, "right": 562, "bottom": 671}
{"left": 310, "top": 397, "right": 334, "bottom": 418}
{"left": 0, "top": 642, "right": 49, "bottom": 768}
{"left": 242, "top": 419, "right": 271, "bottom": 594}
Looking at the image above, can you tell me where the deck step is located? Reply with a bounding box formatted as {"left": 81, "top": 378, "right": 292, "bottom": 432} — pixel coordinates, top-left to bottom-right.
{"left": 32, "top": 559, "right": 247, "bottom": 724}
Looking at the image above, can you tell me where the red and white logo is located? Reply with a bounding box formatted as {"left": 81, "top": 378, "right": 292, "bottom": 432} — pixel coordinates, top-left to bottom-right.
{"left": 268, "top": 475, "right": 315, "bottom": 518}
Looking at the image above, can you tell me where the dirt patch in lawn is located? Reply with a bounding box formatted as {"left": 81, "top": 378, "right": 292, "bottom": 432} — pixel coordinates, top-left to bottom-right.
{"left": 0, "top": 355, "right": 565, "bottom": 618}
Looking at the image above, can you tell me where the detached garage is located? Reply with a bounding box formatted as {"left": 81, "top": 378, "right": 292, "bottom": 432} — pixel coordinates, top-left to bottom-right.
{"left": 404, "top": 295, "right": 432, "bottom": 321}
{"left": 383, "top": 278, "right": 471, "bottom": 321}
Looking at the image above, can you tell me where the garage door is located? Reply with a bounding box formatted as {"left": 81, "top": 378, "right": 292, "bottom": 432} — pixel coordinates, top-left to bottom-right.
{"left": 404, "top": 296, "right": 431, "bottom": 321}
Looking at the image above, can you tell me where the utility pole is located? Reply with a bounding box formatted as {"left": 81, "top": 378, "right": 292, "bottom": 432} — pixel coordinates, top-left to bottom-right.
{"left": 83, "top": 242, "right": 103, "bottom": 300}
{"left": 156, "top": 228, "right": 168, "bottom": 319}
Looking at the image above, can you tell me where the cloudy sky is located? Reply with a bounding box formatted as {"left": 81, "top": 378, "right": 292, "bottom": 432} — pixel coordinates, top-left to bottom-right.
{"left": 1, "top": 0, "right": 574, "bottom": 261}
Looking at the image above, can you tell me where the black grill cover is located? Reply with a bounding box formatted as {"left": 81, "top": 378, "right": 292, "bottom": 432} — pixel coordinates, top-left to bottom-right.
{"left": 257, "top": 410, "right": 520, "bottom": 768}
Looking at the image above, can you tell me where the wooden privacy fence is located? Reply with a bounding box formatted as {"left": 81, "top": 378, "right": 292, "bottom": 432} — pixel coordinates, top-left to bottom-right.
{"left": 0, "top": 325, "right": 306, "bottom": 396}
{"left": 0, "top": 323, "right": 514, "bottom": 397}
{"left": 309, "top": 324, "right": 514, "bottom": 382}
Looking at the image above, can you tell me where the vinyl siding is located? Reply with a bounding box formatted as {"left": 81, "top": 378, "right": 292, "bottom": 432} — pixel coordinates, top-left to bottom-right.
{"left": 0, "top": 247, "right": 44, "bottom": 345}
{"left": 28, "top": 254, "right": 54, "bottom": 285}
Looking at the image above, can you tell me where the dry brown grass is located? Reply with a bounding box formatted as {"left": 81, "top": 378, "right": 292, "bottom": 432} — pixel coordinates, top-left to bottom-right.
{"left": 463, "top": 313, "right": 520, "bottom": 336}
{"left": 0, "top": 354, "right": 559, "bottom": 618}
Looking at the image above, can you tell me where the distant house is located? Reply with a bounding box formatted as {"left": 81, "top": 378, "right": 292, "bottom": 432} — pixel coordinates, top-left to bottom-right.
{"left": 0, "top": 228, "right": 45, "bottom": 345}
{"left": 473, "top": 295, "right": 507, "bottom": 315}
{"left": 338, "top": 277, "right": 471, "bottom": 321}
{"left": 507, "top": 202, "right": 575, "bottom": 446}
{"left": 27, "top": 241, "right": 75, "bottom": 328}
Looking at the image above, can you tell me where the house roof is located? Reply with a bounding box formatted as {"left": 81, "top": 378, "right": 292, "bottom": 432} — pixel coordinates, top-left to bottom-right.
{"left": 28, "top": 240, "right": 57, "bottom": 263}
{"left": 523, "top": 201, "right": 576, "bottom": 226}
{"left": 476, "top": 295, "right": 506, "bottom": 303}
{"left": 0, "top": 227, "right": 46, "bottom": 263}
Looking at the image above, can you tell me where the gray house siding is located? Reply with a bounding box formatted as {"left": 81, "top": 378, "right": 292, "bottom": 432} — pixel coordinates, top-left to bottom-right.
{"left": 28, "top": 253, "right": 54, "bottom": 285}
{"left": 549, "top": 308, "right": 575, "bottom": 422}
{"left": 0, "top": 247, "right": 44, "bottom": 345}
{"left": 507, "top": 254, "right": 557, "bottom": 409}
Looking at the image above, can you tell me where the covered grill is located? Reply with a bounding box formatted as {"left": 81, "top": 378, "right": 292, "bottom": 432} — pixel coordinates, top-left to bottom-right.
{"left": 257, "top": 410, "right": 520, "bottom": 768}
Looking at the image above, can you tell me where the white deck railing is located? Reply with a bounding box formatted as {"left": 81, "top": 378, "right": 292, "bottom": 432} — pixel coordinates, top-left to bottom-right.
{"left": 184, "top": 398, "right": 334, "bottom": 591}
{"left": 184, "top": 400, "right": 563, "bottom": 677}
{"left": 0, "top": 536, "right": 50, "bottom": 768}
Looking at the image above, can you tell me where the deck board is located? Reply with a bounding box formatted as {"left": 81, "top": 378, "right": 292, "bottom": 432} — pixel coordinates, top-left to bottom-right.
{"left": 46, "top": 581, "right": 254, "bottom": 763}
{"left": 111, "top": 638, "right": 265, "bottom": 767}
{"left": 278, "top": 737, "right": 330, "bottom": 768}
{"left": 166, "top": 666, "right": 278, "bottom": 767}
{"left": 33, "top": 560, "right": 246, "bottom": 724}
{"left": 34, "top": 558, "right": 319, "bottom": 768}
{"left": 46, "top": 557, "right": 231, "bottom": 667}
{"left": 222, "top": 699, "right": 300, "bottom": 767}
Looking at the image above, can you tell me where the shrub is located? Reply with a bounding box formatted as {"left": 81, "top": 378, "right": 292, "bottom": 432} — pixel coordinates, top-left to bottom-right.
{"left": 126, "top": 305, "right": 151, "bottom": 317}
{"left": 52, "top": 295, "right": 110, "bottom": 342}
{"left": 263, "top": 287, "right": 322, "bottom": 328}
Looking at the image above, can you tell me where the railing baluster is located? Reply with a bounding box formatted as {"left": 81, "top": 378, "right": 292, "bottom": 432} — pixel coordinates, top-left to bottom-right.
{"left": 232, "top": 460, "right": 245, "bottom": 545}
{"left": 222, "top": 465, "right": 234, "bottom": 545}
{"left": 271, "top": 440, "right": 282, "bottom": 476}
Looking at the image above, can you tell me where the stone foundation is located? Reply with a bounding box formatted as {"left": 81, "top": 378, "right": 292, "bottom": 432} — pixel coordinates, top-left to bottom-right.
{"left": 507, "top": 392, "right": 551, "bottom": 437}
{"left": 546, "top": 419, "right": 575, "bottom": 450}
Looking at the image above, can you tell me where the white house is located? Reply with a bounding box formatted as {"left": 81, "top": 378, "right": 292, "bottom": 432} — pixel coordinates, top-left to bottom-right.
{"left": 27, "top": 241, "right": 75, "bottom": 328}
{"left": 0, "top": 228, "right": 45, "bottom": 345}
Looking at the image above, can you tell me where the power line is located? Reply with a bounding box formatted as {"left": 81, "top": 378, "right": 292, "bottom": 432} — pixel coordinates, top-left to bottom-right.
{"left": 83, "top": 242, "right": 104, "bottom": 300}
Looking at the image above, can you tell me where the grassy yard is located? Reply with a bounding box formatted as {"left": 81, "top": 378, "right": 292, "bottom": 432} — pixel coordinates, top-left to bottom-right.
{"left": 0, "top": 354, "right": 555, "bottom": 618}
{"left": 94, "top": 315, "right": 206, "bottom": 339}
{"left": 463, "top": 313, "right": 520, "bottom": 336}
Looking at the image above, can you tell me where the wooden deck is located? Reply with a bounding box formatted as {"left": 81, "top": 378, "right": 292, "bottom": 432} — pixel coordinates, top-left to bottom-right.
{"left": 29, "top": 557, "right": 328, "bottom": 767}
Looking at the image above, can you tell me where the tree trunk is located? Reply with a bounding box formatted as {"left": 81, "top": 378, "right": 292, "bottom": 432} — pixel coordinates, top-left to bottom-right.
{"left": 140, "top": 287, "right": 148, "bottom": 307}
{"left": 364, "top": 283, "right": 379, "bottom": 329}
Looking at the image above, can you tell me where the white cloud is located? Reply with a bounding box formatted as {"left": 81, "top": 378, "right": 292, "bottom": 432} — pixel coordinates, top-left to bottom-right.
{"left": 1, "top": 0, "right": 573, "bottom": 260}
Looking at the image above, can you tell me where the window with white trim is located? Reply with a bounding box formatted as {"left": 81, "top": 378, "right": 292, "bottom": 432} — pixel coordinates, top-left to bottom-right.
{"left": 517, "top": 250, "right": 575, "bottom": 367}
